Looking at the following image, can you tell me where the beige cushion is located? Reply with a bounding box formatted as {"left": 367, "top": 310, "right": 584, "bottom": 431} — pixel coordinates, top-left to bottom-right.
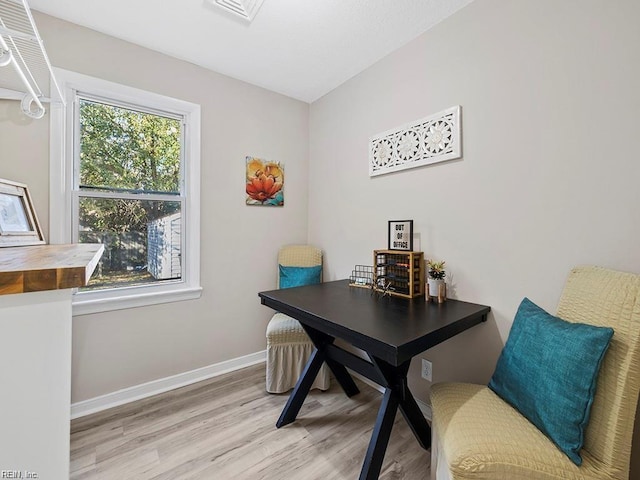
{"left": 266, "top": 313, "right": 331, "bottom": 394}
{"left": 431, "top": 383, "right": 599, "bottom": 479}
{"left": 556, "top": 266, "right": 640, "bottom": 473}
{"left": 277, "top": 245, "right": 323, "bottom": 287}
{"left": 267, "top": 312, "right": 314, "bottom": 345}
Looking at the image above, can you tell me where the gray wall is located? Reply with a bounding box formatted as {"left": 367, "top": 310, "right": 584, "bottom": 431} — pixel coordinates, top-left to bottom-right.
{"left": 0, "top": 12, "right": 310, "bottom": 402}
{"left": 308, "top": 0, "right": 640, "bottom": 473}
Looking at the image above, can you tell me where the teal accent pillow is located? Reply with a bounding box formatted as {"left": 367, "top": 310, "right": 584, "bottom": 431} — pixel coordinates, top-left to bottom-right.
{"left": 278, "top": 265, "right": 322, "bottom": 289}
{"left": 488, "top": 297, "right": 613, "bottom": 465}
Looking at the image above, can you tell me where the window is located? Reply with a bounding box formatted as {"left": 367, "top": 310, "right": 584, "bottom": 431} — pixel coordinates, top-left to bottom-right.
{"left": 76, "top": 97, "right": 183, "bottom": 289}
{"left": 50, "top": 69, "right": 201, "bottom": 315}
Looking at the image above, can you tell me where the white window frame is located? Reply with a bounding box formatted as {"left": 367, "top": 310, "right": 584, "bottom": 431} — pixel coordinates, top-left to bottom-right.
{"left": 50, "top": 69, "right": 201, "bottom": 316}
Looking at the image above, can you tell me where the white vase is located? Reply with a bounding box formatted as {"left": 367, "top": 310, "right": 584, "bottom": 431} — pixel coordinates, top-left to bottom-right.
{"left": 427, "top": 279, "right": 445, "bottom": 298}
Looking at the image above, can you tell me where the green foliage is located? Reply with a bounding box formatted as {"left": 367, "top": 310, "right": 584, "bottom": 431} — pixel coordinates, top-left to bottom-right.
{"left": 79, "top": 99, "right": 181, "bottom": 193}
{"left": 427, "top": 260, "right": 446, "bottom": 280}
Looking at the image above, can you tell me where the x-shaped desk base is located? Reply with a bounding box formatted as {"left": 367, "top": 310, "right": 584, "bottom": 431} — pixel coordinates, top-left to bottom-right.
{"left": 276, "top": 324, "right": 431, "bottom": 480}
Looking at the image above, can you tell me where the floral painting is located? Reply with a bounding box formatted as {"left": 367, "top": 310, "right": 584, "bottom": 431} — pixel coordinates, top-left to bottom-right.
{"left": 246, "top": 156, "right": 284, "bottom": 206}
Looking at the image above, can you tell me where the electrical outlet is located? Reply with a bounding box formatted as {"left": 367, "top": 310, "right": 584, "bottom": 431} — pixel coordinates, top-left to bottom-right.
{"left": 421, "top": 358, "right": 432, "bottom": 382}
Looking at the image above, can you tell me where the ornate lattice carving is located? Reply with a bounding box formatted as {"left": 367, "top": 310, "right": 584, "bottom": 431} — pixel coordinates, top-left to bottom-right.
{"left": 369, "top": 106, "right": 461, "bottom": 176}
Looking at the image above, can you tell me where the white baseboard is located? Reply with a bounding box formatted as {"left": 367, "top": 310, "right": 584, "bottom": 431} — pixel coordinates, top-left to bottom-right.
{"left": 71, "top": 350, "right": 266, "bottom": 419}
{"left": 350, "top": 371, "right": 432, "bottom": 421}
{"left": 418, "top": 398, "right": 432, "bottom": 421}
{"left": 71, "top": 351, "right": 434, "bottom": 422}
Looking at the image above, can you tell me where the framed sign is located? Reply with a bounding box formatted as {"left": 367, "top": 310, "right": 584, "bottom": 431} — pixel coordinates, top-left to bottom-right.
{"left": 388, "top": 220, "right": 413, "bottom": 251}
{"left": 0, "top": 178, "right": 45, "bottom": 247}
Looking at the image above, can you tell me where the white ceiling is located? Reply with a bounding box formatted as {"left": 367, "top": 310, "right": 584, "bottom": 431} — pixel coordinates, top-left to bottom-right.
{"left": 27, "top": 0, "right": 474, "bottom": 103}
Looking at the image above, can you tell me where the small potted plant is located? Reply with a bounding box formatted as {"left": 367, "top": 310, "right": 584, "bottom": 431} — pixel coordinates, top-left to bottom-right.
{"left": 427, "top": 260, "right": 446, "bottom": 301}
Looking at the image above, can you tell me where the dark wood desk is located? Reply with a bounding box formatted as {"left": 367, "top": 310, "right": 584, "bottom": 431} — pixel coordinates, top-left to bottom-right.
{"left": 259, "top": 279, "right": 491, "bottom": 480}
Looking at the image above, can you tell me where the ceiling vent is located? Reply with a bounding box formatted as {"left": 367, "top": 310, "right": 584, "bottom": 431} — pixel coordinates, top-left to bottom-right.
{"left": 208, "top": 0, "right": 266, "bottom": 22}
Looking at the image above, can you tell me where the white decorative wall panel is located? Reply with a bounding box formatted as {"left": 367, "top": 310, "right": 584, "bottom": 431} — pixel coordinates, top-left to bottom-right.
{"left": 369, "top": 105, "right": 461, "bottom": 176}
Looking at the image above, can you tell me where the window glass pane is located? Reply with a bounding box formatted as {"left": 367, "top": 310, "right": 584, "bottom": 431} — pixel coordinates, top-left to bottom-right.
{"left": 78, "top": 197, "right": 182, "bottom": 289}
{"left": 79, "top": 99, "right": 181, "bottom": 193}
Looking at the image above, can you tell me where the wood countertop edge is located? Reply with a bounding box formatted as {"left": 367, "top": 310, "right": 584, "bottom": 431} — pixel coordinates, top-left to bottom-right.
{"left": 0, "top": 244, "right": 105, "bottom": 295}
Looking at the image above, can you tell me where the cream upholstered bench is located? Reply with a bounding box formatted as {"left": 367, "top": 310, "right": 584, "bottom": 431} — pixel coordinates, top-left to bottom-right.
{"left": 430, "top": 266, "right": 640, "bottom": 480}
{"left": 265, "top": 245, "right": 330, "bottom": 394}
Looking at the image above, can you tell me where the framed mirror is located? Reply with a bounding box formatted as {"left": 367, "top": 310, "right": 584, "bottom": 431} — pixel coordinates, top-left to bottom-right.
{"left": 0, "top": 178, "right": 45, "bottom": 247}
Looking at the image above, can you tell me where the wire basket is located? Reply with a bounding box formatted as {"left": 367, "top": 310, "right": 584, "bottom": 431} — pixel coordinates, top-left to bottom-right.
{"left": 349, "top": 265, "right": 374, "bottom": 288}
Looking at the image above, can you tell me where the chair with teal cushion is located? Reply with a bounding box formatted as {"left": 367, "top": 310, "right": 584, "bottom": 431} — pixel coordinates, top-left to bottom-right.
{"left": 265, "top": 245, "right": 330, "bottom": 393}
{"left": 430, "top": 266, "right": 640, "bottom": 480}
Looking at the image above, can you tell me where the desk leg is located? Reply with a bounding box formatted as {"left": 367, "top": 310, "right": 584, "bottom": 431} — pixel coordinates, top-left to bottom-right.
{"left": 301, "top": 324, "right": 360, "bottom": 397}
{"left": 397, "top": 383, "right": 431, "bottom": 450}
{"left": 277, "top": 325, "right": 360, "bottom": 428}
{"left": 359, "top": 388, "right": 399, "bottom": 480}
{"left": 370, "top": 356, "right": 431, "bottom": 450}
{"left": 276, "top": 347, "right": 325, "bottom": 428}
{"left": 359, "top": 356, "right": 434, "bottom": 480}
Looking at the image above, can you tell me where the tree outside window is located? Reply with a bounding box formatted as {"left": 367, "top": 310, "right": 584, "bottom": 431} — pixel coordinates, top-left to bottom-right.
{"left": 77, "top": 98, "right": 184, "bottom": 289}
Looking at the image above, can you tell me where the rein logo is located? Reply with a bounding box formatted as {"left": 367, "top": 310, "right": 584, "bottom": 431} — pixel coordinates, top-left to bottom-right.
{"left": 1, "top": 471, "right": 38, "bottom": 478}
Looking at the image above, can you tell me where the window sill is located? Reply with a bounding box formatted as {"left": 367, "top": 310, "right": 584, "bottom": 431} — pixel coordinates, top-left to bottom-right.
{"left": 72, "top": 285, "right": 203, "bottom": 316}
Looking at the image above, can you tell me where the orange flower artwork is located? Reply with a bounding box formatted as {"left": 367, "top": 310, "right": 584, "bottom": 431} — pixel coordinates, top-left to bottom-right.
{"left": 246, "top": 156, "right": 284, "bottom": 206}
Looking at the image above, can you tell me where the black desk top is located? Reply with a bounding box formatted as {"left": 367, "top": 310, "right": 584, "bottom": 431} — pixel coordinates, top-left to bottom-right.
{"left": 259, "top": 279, "right": 491, "bottom": 366}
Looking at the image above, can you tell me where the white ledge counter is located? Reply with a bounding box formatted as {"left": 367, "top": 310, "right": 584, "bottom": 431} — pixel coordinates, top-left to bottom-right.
{"left": 0, "top": 243, "right": 103, "bottom": 479}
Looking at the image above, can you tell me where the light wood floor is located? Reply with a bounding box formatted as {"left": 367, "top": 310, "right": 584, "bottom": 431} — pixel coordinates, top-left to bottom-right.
{"left": 70, "top": 364, "right": 430, "bottom": 479}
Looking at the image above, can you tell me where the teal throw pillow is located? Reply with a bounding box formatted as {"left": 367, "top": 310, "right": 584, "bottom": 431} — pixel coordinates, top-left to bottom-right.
{"left": 278, "top": 265, "right": 322, "bottom": 289}
{"left": 488, "top": 297, "right": 613, "bottom": 466}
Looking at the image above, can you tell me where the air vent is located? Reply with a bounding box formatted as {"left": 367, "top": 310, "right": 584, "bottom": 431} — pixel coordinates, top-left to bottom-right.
{"left": 209, "top": 0, "right": 266, "bottom": 22}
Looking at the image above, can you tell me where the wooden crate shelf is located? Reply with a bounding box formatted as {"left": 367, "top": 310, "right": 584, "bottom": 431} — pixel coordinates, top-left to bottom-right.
{"left": 373, "top": 250, "right": 425, "bottom": 299}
